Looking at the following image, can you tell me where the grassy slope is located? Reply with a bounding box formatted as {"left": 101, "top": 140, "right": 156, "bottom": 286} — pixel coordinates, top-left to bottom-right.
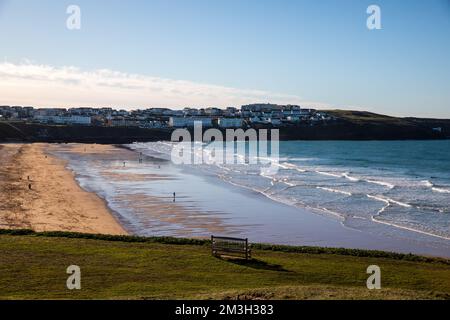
{"left": 326, "top": 110, "right": 450, "bottom": 126}
{"left": 0, "top": 233, "right": 449, "bottom": 300}
{"left": 324, "top": 110, "right": 413, "bottom": 125}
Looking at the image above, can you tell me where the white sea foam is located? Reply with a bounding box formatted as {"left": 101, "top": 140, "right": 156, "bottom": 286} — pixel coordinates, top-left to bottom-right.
{"left": 315, "top": 170, "right": 361, "bottom": 182}
{"left": 317, "top": 186, "right": 352, "bottom": 196}
{"left": 367, "top": 194, "right": 411, "bottom": 208}
{"left": 316, "top": 207, "right": 346, "bottom": 220}
{"left": 419, "top": 179, "right": 450, "bottom": 194}
{"left": 371, "top": 216, "right": 450, "bottom": 241}
{"left": 342, "top": 172, "right": 360, "bottom": 182}
{"left": 432, "top": 187, "right": 450, "bottom": 194}
{"left": 367, "top": 194, "right": 390, "bottom": 205}
{"left": 366, "top": 179, "right": 395, "bottom": 189}
{"left": 278, "top": 162, "right": 306, "bottom": 172}
{"left": 288, "top": 157, "right": 320, "bottom": 161}
{"left": 384, "top": 197, "right": 412, "bottom": 208}
{"left": 421, "top": 180, "right": 434, "bottom": 188}
{"left": 315, "top": 170, "right": 342, "bottom": 178}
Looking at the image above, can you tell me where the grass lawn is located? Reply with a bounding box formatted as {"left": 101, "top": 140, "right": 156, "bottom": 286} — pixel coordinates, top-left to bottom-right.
{"left": 0, "top": 232, "right": 449, "bottom": 300}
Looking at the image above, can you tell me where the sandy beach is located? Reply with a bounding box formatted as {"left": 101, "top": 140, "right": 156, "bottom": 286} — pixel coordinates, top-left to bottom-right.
{"left": 0, "top": 143, "right": 127, "bottom": 235}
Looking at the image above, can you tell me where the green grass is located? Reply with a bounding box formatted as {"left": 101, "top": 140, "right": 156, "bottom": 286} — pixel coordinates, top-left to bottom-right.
{"left": 324, "top": 110, "right": 414, "bottom": 125}
{"left": 0, "top": 231, "right": 449, "bottom": 300}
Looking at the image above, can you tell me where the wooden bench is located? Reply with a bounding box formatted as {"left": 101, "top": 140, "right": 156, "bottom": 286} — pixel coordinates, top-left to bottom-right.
{"left": 211, "top": 236, "right": 251, "bottom": 260}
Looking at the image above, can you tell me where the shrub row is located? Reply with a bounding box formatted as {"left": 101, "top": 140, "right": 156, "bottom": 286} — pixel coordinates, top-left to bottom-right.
{"left": 1, "top": 229, "right": 448, "bottom": 265}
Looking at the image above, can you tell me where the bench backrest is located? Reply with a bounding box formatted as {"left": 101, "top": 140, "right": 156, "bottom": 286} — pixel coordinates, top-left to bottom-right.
{"left": 211, "top": 236, "right": 250, "bottom": 259}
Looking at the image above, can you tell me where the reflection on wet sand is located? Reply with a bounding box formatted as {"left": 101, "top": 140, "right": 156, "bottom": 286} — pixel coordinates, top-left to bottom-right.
{"left": 50, "top": 143, "right": 248, "bottom": 238}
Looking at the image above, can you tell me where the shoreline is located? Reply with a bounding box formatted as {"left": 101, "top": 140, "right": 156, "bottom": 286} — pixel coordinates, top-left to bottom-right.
{"left": 0, "top": 143, "right": 127, "bottom": 235}
{"left": 55, "top": 142, "right": 450, "bottom": 258}
{"left": 3, "top": 143, "right": 449, "bottom": 259}
{"left": 216, "top": 161, "right": 450, "bottom": 242}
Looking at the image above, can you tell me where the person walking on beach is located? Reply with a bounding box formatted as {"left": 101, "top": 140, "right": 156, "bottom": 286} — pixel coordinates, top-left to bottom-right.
{"left": 173, "top": 192, "right": 176, "bottom": 202}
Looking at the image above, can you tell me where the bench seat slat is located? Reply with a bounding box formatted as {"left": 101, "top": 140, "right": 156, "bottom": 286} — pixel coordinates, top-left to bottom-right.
{"left": 213, "top": 247, "right": 250, "bottom": 253}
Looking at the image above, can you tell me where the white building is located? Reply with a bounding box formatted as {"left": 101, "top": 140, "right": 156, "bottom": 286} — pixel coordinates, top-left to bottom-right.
{"left": 34, "top": 115, "right": 91, "bottom": 125}
{"left": 35, "top": 108, "right": 66, "bottom": 117}
{"left": 140, "top": 120, "right": 167, "bottom": 129}
{"left": 69, "top": 115, "right": 92, "bottom": 125}
{"left": 224, "top": 107, "right": 238, "bottom": 117}
{"left": 249, "top": 116, "right": 282, "bottom": 126}
{"left": 169, "top": 117, "right": 213, "bottom": 128}
{"left": 218, "top": 118, "right": 243, "bottom": 128}
{"left": 271, "top": 118, "right": 282, "bottom": 126}
{"left": 286, "top": 116, "right": 300, "bottom": 122}
{"left": 249, "top": 116, "right": 271, "bottom": 125}
{"left": 300, "top": 109, "right": 316, "bottom": 115}
{"left": 110, "top": 118, "right": 140, "bottom": 127}
{"left": 204, "top": 108, "right": 222, "bottom": 116}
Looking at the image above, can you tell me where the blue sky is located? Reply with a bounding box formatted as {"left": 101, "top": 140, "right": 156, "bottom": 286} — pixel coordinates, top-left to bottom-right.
{"left": 0, "top": 0, "right": 449, "bottom": 117}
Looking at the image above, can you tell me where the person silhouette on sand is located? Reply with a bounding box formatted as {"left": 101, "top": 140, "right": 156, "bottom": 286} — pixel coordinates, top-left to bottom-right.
{"left": 173, "top": 192, "right": 176, "bottom": 202}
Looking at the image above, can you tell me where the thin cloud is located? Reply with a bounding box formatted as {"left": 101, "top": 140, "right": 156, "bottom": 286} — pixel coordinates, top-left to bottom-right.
{"left": 0, "top": 62, "right": 330, "bottom": 109}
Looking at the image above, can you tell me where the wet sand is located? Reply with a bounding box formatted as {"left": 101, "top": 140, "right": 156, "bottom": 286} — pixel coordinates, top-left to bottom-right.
{"left": 48, "top": 143, "right": 235, "bottom": 237}
{"left": 0, "top": 143, "right": 127, "bottom": 235}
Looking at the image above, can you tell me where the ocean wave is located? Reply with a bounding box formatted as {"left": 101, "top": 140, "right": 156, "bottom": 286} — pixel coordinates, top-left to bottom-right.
{"left": 284, "top": 181, "right": 297, "bottom": 187}
{"left": 315, "top": 170, "right": 342, "bottom": 178}
{"left": 420, "top": 179, "right": 450, "bottom": 194}
{"left": 304, "top": 167, "right": 397, "bottom": 191}
{"left": 371, "top": 216, "right": 450, "bottom": 241}
{"left": 256, "top": 156, "right": 289, "bottom": 162}
{"left": 260, "top": 172, "right": 275, "bottom": 180}
{"left": 342, "top": 172, "right": 360, "bottom": 182}
{"left": 365, "top": 179, "right": 395, "bottom": 189}
{"left": 421, "top": 180, "right": 434, "bottom": 188}
{"left": 314, "top": 170, "right": 374, "bottom": 185}
{"left": 288, "top": 157, "right": 320, "bottom": 161}
{"left": 432, "top": 187, "right": 450, "bottom": 194}
{"left": 367, "top": 194, "right": 390, "bottom": 205}
{"left": 367, "top": 195, "right": 450, "bottom": 240}
{"left": 317, "top": 186, "right": 352, "bottom": 196}
{"left": 367, "top": 194, "right": 411, "bottom": 208}
{"left": 385, "top": 197, "right": 412, "bottom": 208}
{"left": 278, "top": 162, "right": 306, "bottom": 172}
{"left": 221, "top": 175, "right": 299, "bottom": 207}
{"left": 316, "top": 207, "right": 346, "bottom": 220}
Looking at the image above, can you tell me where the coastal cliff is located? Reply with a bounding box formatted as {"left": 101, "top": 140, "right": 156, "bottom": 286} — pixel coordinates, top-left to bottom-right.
{"left": 1, "top": 110, "right": 449, "bottom": 143}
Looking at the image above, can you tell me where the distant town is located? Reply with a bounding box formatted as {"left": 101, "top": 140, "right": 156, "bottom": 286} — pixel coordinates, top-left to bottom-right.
{"left": 0, "top": 104, "right": 336, "bottom": 129}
